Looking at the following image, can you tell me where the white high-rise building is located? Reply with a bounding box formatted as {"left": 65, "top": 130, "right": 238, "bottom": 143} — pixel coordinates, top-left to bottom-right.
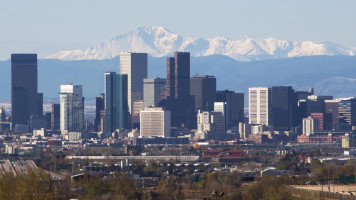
{"left": 249, "top": 87, "right": 272, "bottom": 125}
{"left": 0, "top": 107, "right": 5, "bottom": 122}
{"left": 302, "top": 116, "right": 318, "bottom": 136}
{"left": 140, "top": 107, "right": 171, "bottom": 137}
{"left": 120, "top": 52, "right": 148, "bottom": 114}
{"left": 60, "top": 84, "right": 84, "bottom": 135}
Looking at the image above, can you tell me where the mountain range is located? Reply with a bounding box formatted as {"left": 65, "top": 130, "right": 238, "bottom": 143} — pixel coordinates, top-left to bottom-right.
{"left": 46, "top": 26, "right": 355, "bottom": 61}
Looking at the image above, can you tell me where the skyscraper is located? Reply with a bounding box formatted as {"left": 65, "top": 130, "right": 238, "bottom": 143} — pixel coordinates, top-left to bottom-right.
{"left": 213, "top": 102, "right": 228, "bottom": 132}
{"left": 190, "top": 75, "right": 216, "bottom": 112}
{"left": 306, "top": 95, "right": 333, "bottom": 115}
{"left": 29, "top": 115, "right": 46, "bottom": 131}
{"left": 120, "top": 52, "right": 147, "bottom": 114}
{"left": 45, "top": 112, "right": 51, "bottom": 129}
{"left": 143, "top": 78, "right": 166, "bottom": 107}
{"left": 95, "top": 94, "right": 105, "bottom": 132}
{"left": 339, "top": 98, "right": 356, "bottom": 126}
{"left": 174, "top": 52, "right": 190, "bottom": 100}
{"left": 166, "top": 52, "right": 195, "bottom": 128}
{"left": 271, "top": 86, "right": 298, "bottom": 131}
{"left": 325, "top": 99, "right": 340, "bottom": 130}
{"left": 216, "top": 90, "right": 244, "bottom": 129}
{"left": 0, "top": 108, "right": 5, "bottom": 122}
{"left": 298, "top": 95, "right": 333, "bottom": 127}
{"left": 11, "top": 54, "right": 43, "bottom": 129}
{"left": 196, "top": 110, "right": 225, "bottom": 138}
{"left": 310, "top": 112, "right": 332, "bottom": 130}
{"left": 166, "top": 57, "right": 175, "bottom": 99}
{"left": 51, "top": 104, "right": 60, "bottom": 131}
{"left": 140, "top": 107, "right": 171, "bottom": 137}
{"left": 302, "top": 116, "right": 318, "bottom": 136}
{"left": 60, "top": 84, "right": 84, "bottom": 135}
{"left": 104, "top": 72, "right": 128, "bottom": 134}
{"left": 249, "top": 87, "right": 272, "bottom": 125}
{"left": 132, "top": 100, "right": 144, "bottom": 129}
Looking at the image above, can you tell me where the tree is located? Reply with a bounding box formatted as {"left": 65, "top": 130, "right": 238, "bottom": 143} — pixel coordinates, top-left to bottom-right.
{"left": 82, "top": 178, "right": 109, "bottom": 200}
{"left": 0, "top": 172, "right": 17, "bottom": 199}
{"left": 243, "top": 176, "right": 295, "bottom": 200}
{"left": 0, "top": 168, "right": 56, "bottom": 200}
{"left": 107, "top": 172, "right": 141, "bottom": 200}
{"left": 220, "top": 171, "right": 243, "bottom": 200}
{"left": 205, "top": 173, "right": 219, "bottom": 192}
{"left": 156, "top": 175, "right": 184, "bottom": 200}
{"left": 224, "top": 171, "right": 242, "bottom": 189}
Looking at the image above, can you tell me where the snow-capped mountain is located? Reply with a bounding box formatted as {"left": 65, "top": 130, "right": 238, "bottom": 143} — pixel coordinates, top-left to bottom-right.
{"left": 46, "top": 26, "right": 355, "bottom": 61}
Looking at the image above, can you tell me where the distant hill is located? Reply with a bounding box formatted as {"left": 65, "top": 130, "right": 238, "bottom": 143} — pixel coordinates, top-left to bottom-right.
{"left": 0, "top": 55, "right": 356, "bottom": 101}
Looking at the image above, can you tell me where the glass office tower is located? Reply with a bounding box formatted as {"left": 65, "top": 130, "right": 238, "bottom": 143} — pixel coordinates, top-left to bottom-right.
{"left": 11, "top": 54, "right": 43, "bottom": 129}
{"left": 104, "top": 72, "right": 128, "bottom": 134}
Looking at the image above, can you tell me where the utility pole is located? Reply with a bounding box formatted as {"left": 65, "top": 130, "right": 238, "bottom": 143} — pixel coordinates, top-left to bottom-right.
{"left": 328, "top": 164, "right": 330, "bottom": 192}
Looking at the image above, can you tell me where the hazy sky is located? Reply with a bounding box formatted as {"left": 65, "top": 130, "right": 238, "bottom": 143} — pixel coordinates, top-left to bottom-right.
{"left": 0, "top": 0, "right": 355, "bottom": 60}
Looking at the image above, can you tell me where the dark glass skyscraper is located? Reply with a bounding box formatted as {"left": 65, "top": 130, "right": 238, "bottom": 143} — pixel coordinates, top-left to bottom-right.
{"left": 325, "top": 100, "right": 339, "bottom": 130}
{"left": 104, "top": 72, "right": 128, "bottom": 134}
{"left": 51, "top": 104, "right": 60, "bottom": 131}
{"left": 271, "top": 86, "right": 298, "bottom": 131}
{"left": 95, "top": 94, "right": 105, "bottom": 132}
{"left": 190, "top": 75, "right": 216, "bottom": 112}
{"left": 166, "top": 57, "right": 175, "bottom": 99}
{"left": 166, "top": 52, "right": 195, "bottom": 129}
{"left": 11, "top": 54, "right": 43, "bottom": 129}
{"left": 339, "top": 98, "right": 356, "bottom": 126}
{"left": 216, "top": 90, "right": 244, "bottom": 129}
{"left": 174, "top": 52, "right": 190, "bottom": 99}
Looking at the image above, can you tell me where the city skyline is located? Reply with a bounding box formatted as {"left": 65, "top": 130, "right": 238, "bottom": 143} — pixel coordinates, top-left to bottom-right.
{"left": 4, "top": 50, "right": 356, "bottom": 200}
{"left": 2, "top": 2, "right": 356, "bottom": 199}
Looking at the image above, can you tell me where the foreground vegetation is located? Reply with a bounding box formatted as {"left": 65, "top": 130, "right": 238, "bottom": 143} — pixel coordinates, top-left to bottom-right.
{"left": 0, "top": 168, "right": 300, "bottom": 200}
{"left": 2, "top": 147, "right": 356, "bottom": 199}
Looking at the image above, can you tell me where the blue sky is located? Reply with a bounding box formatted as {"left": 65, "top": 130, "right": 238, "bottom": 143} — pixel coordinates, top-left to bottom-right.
{"left": 0, "top": 0, "right": 355, "bottom": 60}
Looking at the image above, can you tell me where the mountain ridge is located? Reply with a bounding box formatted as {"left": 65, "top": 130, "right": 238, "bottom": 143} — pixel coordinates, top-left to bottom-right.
{"left": 46, "top": 26, "right": 355, "bottom": 61}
